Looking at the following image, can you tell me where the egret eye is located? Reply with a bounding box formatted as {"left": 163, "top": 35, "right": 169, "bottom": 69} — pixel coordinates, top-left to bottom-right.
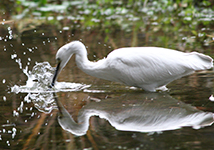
{"left": 56, "top": 58, "right": 61, "bottom": 63}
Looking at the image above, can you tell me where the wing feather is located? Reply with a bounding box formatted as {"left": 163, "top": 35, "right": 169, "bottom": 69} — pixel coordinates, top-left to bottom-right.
{"left": 105, "top": 47, "right": 204, "bottom": 90}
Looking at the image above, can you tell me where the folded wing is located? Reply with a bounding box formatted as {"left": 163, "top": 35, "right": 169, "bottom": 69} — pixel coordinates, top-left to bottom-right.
{"left": 106, "top": 47, "right": 213, "bottom": 91}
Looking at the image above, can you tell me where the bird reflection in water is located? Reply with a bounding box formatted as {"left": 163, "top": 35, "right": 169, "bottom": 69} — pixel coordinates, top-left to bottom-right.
{"left": 47, "top": 92, "right": 214, "bottom": 136}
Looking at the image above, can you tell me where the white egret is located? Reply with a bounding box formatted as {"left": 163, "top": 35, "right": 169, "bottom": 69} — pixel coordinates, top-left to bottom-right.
{"left": 50, "top": 41, "right": 213, "bottom": 92}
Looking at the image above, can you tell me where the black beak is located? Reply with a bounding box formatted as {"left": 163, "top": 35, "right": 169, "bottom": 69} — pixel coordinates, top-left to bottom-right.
{"left": 50, "top": 62, "right": 61, "bottom": 88}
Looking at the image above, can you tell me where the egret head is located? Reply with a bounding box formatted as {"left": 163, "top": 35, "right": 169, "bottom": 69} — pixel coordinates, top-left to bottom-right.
{"left": 50, "top": 41, "right": 84, "bottom": 87}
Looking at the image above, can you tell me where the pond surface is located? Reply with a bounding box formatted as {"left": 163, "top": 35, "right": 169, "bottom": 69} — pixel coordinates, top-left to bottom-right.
{"left": 1, "top": 26, "right": 214, "bottom": 150}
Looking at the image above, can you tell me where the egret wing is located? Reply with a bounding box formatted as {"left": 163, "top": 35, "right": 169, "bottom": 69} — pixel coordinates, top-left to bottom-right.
{"left": 106, "top": 47, "right": 194, "bottom": 88}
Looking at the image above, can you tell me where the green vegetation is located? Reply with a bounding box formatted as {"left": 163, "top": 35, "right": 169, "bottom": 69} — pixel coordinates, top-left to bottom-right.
{"left": 1, "top": 0, "right": 214, "bottom": 53}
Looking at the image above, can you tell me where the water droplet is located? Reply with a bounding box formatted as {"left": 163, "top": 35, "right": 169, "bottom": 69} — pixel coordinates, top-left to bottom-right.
{"left": 15, "top": 58, "right": 22, "bottom": 69}
{"left": 28, "top": 48, "right": 33, "bottom": 52}
{"left": 2, "top": 79, "right": 6, "bottom": 83}
{"left": 209, "top": 95, "right": 214, "bottom": 101}
{"left": 6, "top": 140, "right": 10, "bottom": 146}
{"left": 8, "top": 130, "right": 12, "bottom": 134}
{"left": 11, "top": 54, "right": 17, "bottom": 59}
{"left": 3, "top": 96, "right": 6, "bottom": 101}
{"left": 13, "top": 110, "right": 19, "bottom": 117}
{"left": 12, "top": 127, "right": 17, "bottom": 139}
{"left": 29, "top": 107, "right": 33, "bottom": 111}
{"left": 31, "top": 112, "right": 34, "bottom": 117}
{"left": 17, "top": 101, "right": 24, "bottom": 113}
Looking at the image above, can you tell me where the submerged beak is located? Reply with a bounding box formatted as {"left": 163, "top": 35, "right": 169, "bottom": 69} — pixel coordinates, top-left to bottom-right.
{"left": 50, "top": 62, "right": 61, "bottom": 88}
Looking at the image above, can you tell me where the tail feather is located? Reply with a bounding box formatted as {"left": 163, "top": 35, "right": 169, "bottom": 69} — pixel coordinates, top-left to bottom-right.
{"left": 186, "top": 52, "right": 213, "bottom": 70}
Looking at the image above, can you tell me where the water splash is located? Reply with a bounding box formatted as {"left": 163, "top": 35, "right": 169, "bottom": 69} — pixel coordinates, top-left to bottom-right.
{"left": 25, "top": 92, "right": 57, "bottom": 113}
{"left": 11, "top": 62, "right": 90, "bottom": 93}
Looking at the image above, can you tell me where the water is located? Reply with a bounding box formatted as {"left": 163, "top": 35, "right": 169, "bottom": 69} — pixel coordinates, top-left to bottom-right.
{"left": 1, "top": 27, "right": 214, "bottom": 150}
{"left": 11, "top": 62, "right": 90, "bottom": 93}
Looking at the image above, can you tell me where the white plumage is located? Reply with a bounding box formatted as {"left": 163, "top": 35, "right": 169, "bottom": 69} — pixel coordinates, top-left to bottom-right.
{"left": 51, "top": 41, "right": 213, "bottom": 92}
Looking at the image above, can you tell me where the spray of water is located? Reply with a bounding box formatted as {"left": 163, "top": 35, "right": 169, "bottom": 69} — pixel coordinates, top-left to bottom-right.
{"left": 11, "top": 62, "right": 90, "bottom": 93}
{"left": 10, "top": 61, "right": 90, "bottom": 113}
